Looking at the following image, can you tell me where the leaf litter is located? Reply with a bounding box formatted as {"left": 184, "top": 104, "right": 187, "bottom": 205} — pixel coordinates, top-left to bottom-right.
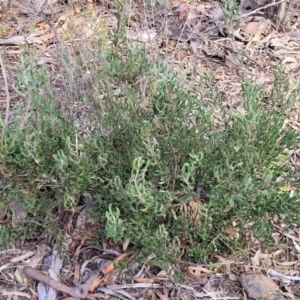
{"left": 1, "top": 0, "right": 300, "bottom": 299}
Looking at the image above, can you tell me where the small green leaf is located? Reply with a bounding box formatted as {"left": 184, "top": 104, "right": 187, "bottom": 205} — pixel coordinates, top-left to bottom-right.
{"left": 233, "top": 145, "right": 241, "bottom": 152}
{"left": 28, "top": 24, "right": 35, "bottom": 35}
{"left": 228, "top": 197, "right": 235, "bottom": 206}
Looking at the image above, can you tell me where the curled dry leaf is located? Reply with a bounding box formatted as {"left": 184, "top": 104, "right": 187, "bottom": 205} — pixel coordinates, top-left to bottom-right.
{"left": 215, "top": 255, "right": 232, "bottom": 274}
{"left": 155, "top": 290, "right": 169, "bottom": 300}
{"left": 252, "top": 249, "right": 283, "bottom": 267}
{"left": 186, "top": 266, "right": 214, "bottom": 282}
{"left": 133, "top": 277, "right": 154, "bottom": 283}
{"left": 293, "top": 239, "right": 300, "bottom": 253}
{"left": 101, "top": 253, "right": 127, "bottom": 276}
{"left": 156, "top": 270, "right": 169, "bottom": 280}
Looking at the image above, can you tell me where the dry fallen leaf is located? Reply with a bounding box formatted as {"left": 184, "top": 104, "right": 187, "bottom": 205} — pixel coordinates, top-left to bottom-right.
{"left": 133, "top": 277, "right": 154, "bottom": 283}
{"left": 270, "top": 34, "right": 291, "bottom": 48}
{"left": 126, "top": 29, "right": 156, "bottom": 43}
{"left": 246, "top": 20, "right": 271, "bottom": 48}
{"left": 177, "top": 4, "right": 191, "bottom": 21}
{"left": 252, "top": 249, "right": 262, "bottom": 267}
{"left": 215, "top": 255, "right": 232, "bottom": 273}
{"left": 0, "top": 32, "right": 54, "bottom": 45}
{"left": 186, "top": 265, "right": 214, "bottom": 281}
{"left": 252, "top": 249, "right": 283, "bottom": 267}
{"left": 155, "top": 290, "right": 169, "bottom": 300}
{"left": 101, "top": 253, "right": 127, "bottom": 275}
{"left": 190, "top": 41, "right": 199, "bottom": 53}
{"left": 277, "top": 261, "right": 298, "bottom": 266}
{"left": 2, "top": 291, "right": 31, "bottom": 299}
{"left": 33, "top": 0, "right": 58, "bottom": 9}
{"left": 88, "top": 276, "right": 104, "bottom": 292}
{"left": 208, "top": 2, "right": 224, "bottom": 22}
{"left": 293, "top": 239, "right": 300, "bottom": 253}
{"left": 224, "top": 226, "right": 239, "bottom": 238}
{"left": 73, "top": 264, "right": 80, "bottom": 283}
{"left": 255, "top": 72, "right": 273, "bottom": 85}
{"left": 10, "top": 251, "right": 35, "bottom": 263}
{"left": 229, "top": 273, "right": 237, "bottom": 281}
{"left": 244, "top": 22, "right": 261, "bottom": 36}
{"left": 123, "top": 239, "right": 130, "bottom": 252}
{"left": 156, "top": 270, "right": 169, "bottom": 280}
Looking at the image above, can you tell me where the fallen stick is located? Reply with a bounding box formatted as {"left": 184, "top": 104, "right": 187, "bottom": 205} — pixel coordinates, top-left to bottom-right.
{"left": 23, "top": 253, "right": 128, "bottom": 298}
{"left": 23, "top": 266, "right": 99, "bottom": 299}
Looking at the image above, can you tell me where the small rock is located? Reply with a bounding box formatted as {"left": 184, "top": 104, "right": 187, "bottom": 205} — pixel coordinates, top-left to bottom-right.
{"left": 240, "top": 273, "right": 283, "bottom": 300}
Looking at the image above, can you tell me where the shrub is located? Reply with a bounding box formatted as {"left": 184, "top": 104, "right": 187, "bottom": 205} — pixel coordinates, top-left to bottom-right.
{"left": 0, "top": 23, "right": 299, "bottom": 264}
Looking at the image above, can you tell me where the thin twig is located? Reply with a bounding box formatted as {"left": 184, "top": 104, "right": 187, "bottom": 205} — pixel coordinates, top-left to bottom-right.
{"left": 23, "top": 266, "right": 100, "bottom": 299}
{"left": 168, "top": 139, "right": 178, "bottom": 191}
{"left": 202, "top": 0, "right": 287, "bottom": 33}
{"left": 36, "top": 0, "right": 51, "bottom": 17}
{"left": 240, "top": 0, "right": 287, "bottom": 18}
{"left": 278, "top": 0, "right": 294, "bottom": 29}
{"left": 9, "top": 56, "right": 32, "bottom": 148}
{"left": 0, "top": 51, "right": 10, "bottom": 143}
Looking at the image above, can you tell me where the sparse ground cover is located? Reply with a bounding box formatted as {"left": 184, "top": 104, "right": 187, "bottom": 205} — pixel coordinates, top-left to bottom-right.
{"left": 1, "top": 0, "right": 300, "bottom": 299}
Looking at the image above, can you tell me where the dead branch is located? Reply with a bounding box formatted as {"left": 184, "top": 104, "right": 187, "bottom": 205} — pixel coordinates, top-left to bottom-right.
{"left": 0, "top": 51, "right": 10, "bottom": 139}
{"left": 23, "top": 253, "right": 128, "bottom": 298}
{"left": 23, "top": 266, "right": 100, "bottom": 299}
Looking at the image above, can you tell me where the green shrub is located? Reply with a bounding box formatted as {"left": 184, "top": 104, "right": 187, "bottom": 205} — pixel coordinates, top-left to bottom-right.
{"left": 0, "top": 26, "right": 299, "bottom": 265}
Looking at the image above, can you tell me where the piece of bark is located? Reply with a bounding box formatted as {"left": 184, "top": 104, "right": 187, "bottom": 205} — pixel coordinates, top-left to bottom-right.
{"left": 37, "top": 249, "right": 62, "bottom": 300}
{"left": 0, "top": 204, "right": 7, "bottom": 220}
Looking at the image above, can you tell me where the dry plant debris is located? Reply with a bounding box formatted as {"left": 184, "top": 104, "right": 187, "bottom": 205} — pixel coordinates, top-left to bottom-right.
{"left": 23, "top": 253, "right": 127, "bottom": 298}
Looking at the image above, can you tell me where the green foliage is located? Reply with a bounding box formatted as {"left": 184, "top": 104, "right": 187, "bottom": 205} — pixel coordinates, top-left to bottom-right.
{"left": 1, "top": 26, "right": 300, "bottom": 267}
{"left": 221, "top": 0, "right": 240, "bottom": 30}
{"left": 105, "top": 204, "right": 125, "bottom": 243}
{"left": 0, "top": 53, "right": 108, "bottom": 241}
